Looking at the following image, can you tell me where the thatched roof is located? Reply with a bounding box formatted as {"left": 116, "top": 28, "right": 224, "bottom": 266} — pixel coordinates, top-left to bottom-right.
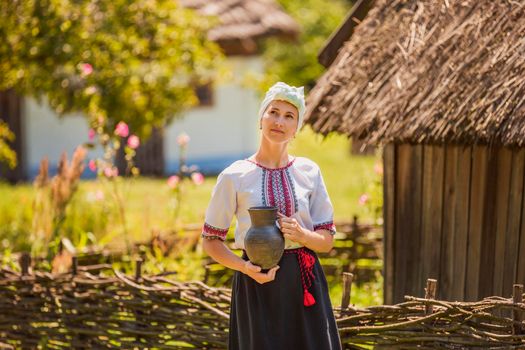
{"left": 318, "top": 0, "right": 374, "bottom": 68}
{"left": 181, "top": 0, "right": 299, "bottom": 55}
{"left": 305, "top": 0, "right": 525, "bottom": 146}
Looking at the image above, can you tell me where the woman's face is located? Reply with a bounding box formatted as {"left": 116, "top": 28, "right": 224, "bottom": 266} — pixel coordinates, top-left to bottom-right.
{"left": 260, "top": 100, "right": 298, "bottom": 144}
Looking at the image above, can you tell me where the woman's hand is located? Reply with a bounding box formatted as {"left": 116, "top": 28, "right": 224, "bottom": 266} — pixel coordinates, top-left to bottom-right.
{"left": 277, "top": 213, "right": 334, "bottom": 252}
{"left": 278, "top": 212, "right": 307, "bottom": 245}
{"left": 242, "top": 261, "right": 280, "bottom": 284}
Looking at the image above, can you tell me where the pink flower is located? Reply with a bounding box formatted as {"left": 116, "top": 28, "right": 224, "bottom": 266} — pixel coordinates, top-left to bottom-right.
{"left": 114, "top": 121, "right": 129, "bottom": 137}
{"left": 104, "top": 166, "right": 119, "bottom": 178}
{"left": 95, "top": 190, "right": 104, "bottom": 201}
{"left": 88, "top": 129, "right": 96, "bottom": 141}
{"left": 81, "top": 63, "right": 93, "bottom": 76}
{"left": 374, "top": 163, "right": 383, "bottom": 176}
{"left": 177, "top": 133, "right": 190, "bottom": 147}
{"left": 191, "top": 172, "right": 204, "bottom": 185}
{"left": 167, "top": 175, "right": 180, "bottom": 189}
{"left": 127, "top": 134, "right": 140, "bottom": 149}
{"left": 103, "top": 167, "right": 112, "bottom": 178}
{"left": 358, "top": 194, "right": 369, "bottom": 206}
{"left": 88, "top": 159, "right": 97, "bottom": 172}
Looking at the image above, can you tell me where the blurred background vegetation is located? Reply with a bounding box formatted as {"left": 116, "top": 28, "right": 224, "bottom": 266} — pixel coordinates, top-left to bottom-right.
{"left": 261, "top": 0, "right": 351, "bottom": 90}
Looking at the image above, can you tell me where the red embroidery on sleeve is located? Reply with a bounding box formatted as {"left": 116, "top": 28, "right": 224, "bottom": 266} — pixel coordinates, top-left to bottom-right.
{"left": 201, "top": 223, "right": 228, "bottom": 240}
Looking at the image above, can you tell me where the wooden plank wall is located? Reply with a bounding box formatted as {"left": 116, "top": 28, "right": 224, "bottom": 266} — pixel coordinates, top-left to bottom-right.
{"left": 385, "top": 144, "right": 525, "bottom": 304}
{"left": 392, "top": 144, "right": 423, "bottom": 303}
{"left": 0, "top": 89, "right": 24, "bottom": 182}
{"left": 383, "top": 144, "right": 395, "bottom": 304}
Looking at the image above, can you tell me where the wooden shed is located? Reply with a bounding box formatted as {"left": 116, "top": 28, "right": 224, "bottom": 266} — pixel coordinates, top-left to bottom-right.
{"left": 305, "top": 0, "right": 525, "bottom": 304}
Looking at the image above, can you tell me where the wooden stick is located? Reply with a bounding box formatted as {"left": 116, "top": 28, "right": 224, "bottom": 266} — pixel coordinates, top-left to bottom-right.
{"left": 352, "top": 215, "right": 359, "bottom": 235}
{"left": 19, "top": 252, "right": 31, "bottom": 276}
{"left": 72, "top": 256, "right": 78, "bottom": 276}
{"left": 135, "top": 258, "right": 143, "bottom": 281}
{"left": 425, "top": 279, "right": 437, "bottom": 315}
{"left": 513, "top": 284, "right": 523, "bottom": 335}
{"left": 342, "top": 272, "right": 354, "bottom": 310}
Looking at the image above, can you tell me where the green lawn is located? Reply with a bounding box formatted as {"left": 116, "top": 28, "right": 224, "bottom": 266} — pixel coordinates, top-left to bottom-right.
{"left": 289, "top": 127, "right": 381, "bottom": 223}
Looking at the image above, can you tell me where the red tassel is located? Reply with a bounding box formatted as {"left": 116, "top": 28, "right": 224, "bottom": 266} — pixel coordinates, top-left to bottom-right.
{"left": 303, "top": 290, "right": 316, "bottom": 306}
{"left": 299, "top": 250, "right": 315, "bottom": 268}
{"left": 305, "top": 254, "right": 315, "bottom": 268}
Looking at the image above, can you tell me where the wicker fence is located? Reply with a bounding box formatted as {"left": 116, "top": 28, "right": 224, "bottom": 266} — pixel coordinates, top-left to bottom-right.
{"left": 0, "top": 258, "right": 231, "bottom": 349}
{"left": 1, "top": 256, "right": 525, "bottom": 349}
{"left": 337, "top": 277, "right": 525, "bottom": 349}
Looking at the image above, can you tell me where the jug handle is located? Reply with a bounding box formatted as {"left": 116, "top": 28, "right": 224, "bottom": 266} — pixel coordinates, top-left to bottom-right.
{"left": 275, "top": 219, "right": 281, "bottom": 230}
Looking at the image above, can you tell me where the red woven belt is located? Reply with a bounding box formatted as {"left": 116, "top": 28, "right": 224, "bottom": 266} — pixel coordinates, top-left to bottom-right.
{"left": 284, "top": 247, "right": 316, "bottom": 307}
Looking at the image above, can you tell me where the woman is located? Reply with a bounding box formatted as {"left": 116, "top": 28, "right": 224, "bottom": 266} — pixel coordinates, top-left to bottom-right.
{"left": 202, "top": 82, "right": 342, "bottom": 350}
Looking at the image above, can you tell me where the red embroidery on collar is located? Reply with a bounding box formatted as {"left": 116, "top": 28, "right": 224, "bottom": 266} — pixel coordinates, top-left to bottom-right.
{"left": 245, "top": 157, "right": 296, "bottom": 171}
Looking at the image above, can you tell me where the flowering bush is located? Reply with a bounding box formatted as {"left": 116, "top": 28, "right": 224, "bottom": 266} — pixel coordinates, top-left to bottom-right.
{"left": 85, "top": 118, "right": 141, "bottom": 252}
{"left": 168, "top": 132, "right": 205, "bottom": 229}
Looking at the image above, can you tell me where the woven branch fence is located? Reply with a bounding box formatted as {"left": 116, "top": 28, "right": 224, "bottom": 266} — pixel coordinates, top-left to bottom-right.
{"left": 0, "top": 258, "right": 231, "bottom": 349}
{"left": 337, "top": 278, "right": 525, "bottom": 349}
{"left": 1, "top": 257, "right": 525, "bottom": 349}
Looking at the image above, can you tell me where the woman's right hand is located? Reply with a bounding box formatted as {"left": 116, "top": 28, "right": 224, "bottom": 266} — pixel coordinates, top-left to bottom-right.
{"left": 242, "top": 261, "right": 280, "bottom": 284}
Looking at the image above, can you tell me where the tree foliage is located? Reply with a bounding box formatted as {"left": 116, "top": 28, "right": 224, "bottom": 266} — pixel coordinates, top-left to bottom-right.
{"left": 0, "top": 0, "right": 223, "bottom": 137}
{"left": 260, "top": 0, "right": 351, "bottom": 91}
{"left": 0, "top": 122, "right": 17, "bottom": 169}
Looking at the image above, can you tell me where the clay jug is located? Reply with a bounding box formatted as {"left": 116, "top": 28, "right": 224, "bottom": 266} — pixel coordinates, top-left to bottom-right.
{"left": 244, "top": 206, "right": 285, "bottom": 270}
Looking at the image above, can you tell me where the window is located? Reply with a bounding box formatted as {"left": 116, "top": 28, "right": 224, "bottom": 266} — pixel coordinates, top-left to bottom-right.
{"left": 194, "top": 82, "right": 214, "bottom": 107}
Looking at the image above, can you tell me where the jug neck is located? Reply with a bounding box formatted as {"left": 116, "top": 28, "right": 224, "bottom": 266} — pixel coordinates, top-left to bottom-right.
{"left": 248, "top": 207, "right": 278, "bottom": 227}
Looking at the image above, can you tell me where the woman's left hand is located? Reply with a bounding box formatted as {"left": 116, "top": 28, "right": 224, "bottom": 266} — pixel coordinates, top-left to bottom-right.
{"left": 278, "top": 212, "right": 307, "bottom": 245}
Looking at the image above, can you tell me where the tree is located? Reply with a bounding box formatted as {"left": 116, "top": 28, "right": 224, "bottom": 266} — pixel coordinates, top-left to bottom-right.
{"left": 0, "top": 0, "right": 223, "bottom": 138}
{"left": 259, "top": 0, "right": 351, "bottom": 91}
{"left": 0, "top": 122, "right": 16, "bottom": 169}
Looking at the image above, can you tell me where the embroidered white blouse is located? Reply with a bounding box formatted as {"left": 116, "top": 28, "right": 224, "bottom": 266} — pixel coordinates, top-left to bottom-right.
{"left": 201, "top": 157, "right": 336, "bottom": 250}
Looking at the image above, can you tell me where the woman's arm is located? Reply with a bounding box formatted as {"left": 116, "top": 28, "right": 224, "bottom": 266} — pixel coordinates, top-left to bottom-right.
{"left": 300, "top": 228, "right": 334, "bottom": 253}
{"left": 278, "top": 213, "right": 334, "bottom": 253}
{"left": 202, "top": 239, "right": 280, "bottom": 284}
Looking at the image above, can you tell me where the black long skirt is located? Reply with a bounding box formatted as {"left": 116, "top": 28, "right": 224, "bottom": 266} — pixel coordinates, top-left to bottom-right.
{"left": 228, "top": 248, "right": 342, "bottom": 350}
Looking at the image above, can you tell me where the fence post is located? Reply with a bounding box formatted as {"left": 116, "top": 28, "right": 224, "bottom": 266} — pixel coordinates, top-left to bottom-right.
{"left": 425, "top": 279, "right": 437, "bottom": 315}
{"left": 135, "top": 258, "right": 143, "bottom": 282}
{"left": 71, "top": 256, "right": 78, "bottom": 276}
{"left": 341, "top": 272, "right": 354, "bottom": 310}
{"left": 19, "top": 252, "right": 31, "bottom": 276}
{"left": 350, "top": 216, "right": 359, "bottom": 275}
{"left": 203, "top": 264, "right": 210, "bottom": 285}
{"left": 513, "top": 284, "right": 523, "bottom": 335}
{"left": 352, "top": 215, "right": 359, "bottom": 237}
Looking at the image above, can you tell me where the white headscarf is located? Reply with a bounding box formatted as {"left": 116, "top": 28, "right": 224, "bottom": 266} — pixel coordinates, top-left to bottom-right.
{"left": 258, "top": 82, "right": 306, "bottom": 133}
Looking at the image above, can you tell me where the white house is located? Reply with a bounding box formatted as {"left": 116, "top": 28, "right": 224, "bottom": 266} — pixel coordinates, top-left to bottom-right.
{"left": 0, "top": 0, "right": 299, "bottom": 181}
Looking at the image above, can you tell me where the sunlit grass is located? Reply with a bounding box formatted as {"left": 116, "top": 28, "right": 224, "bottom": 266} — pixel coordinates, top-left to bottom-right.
{"left": 290, "top": 126, "right": 380, "bottom": 223}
